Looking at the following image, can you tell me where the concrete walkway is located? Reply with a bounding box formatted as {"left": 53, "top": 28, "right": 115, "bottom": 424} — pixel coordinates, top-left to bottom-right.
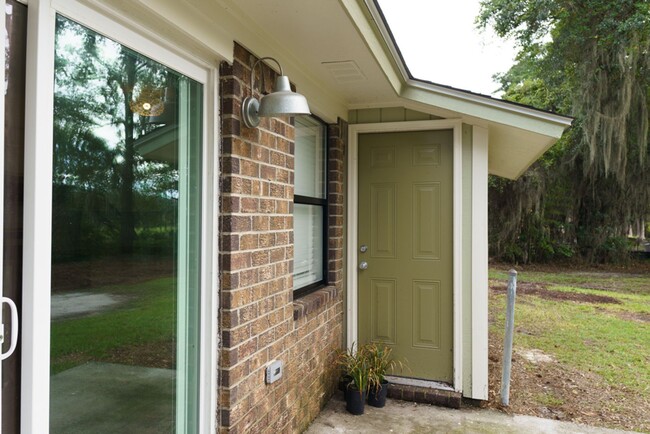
{"left": 306, "top": 395, "right": 630, "bottom": 434}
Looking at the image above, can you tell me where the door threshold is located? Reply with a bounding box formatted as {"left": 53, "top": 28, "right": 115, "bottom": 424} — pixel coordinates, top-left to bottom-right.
{"left": 385, "top": 375, "right": 454, "bottom": 392}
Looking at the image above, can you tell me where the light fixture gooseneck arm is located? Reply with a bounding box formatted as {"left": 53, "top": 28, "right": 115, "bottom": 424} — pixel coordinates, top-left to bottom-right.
{"left": 250, "top": 57, "right": 284, "bottom": 94}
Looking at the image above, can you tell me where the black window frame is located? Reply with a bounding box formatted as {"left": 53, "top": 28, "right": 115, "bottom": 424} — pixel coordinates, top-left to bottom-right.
{"left": 293, "top": 115, "right": 328, "bottom": 299}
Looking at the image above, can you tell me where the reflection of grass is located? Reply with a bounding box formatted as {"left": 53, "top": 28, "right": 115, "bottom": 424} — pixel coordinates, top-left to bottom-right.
{"left": 51, "top": 277, "right": 175, "bottom": 374}
{"left": 490, "top": 269, "right": 650, "bottom": 398}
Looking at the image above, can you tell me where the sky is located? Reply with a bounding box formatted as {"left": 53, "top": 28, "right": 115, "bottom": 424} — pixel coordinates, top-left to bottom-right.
{"left": 377, "top": 0, "right": 518, "bottom": 97}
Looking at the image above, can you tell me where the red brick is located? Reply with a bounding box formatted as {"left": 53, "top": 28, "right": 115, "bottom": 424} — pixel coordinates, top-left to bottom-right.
{"left": 241, "top": 197, "right": 259, "bottom": 213}
{"left": 258, "top": 233, "right": 274, "bottom": 248}
{"left": 251, "top": 250, "right": 269, "bottom": 266}
{"left": 252, "top": 216, "right": 270, "bottom": 231}
{"left": 240, "top": 159, "right": 260, "bottom": 177}
{"left": 240, "top": 234, "right": 259, "bottom": 250}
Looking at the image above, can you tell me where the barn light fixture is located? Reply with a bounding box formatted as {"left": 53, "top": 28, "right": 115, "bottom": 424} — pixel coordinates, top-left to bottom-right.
{"left": 241, "top": 57, "right": 310, "bottom": 128}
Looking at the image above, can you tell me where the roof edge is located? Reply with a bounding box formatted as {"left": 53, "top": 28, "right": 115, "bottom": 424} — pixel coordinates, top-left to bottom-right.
{"left": 360, "top": 0, "right": 573, "bottom": 130}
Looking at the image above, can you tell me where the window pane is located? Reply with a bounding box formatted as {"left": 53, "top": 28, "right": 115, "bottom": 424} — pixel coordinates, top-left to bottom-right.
{"left": 293, "top": 204, "right": 323, "bottom": 289}
{"left": 50, "top": 16, "right": 201, "bottom": 432}
{"left": 295, "top": 117, "right": 325, "bottom": 199}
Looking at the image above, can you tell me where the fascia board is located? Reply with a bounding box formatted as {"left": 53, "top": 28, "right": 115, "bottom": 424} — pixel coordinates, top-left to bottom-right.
{"left": 402, "top": 85, "right": 570, "bottom": 139}
{"left": 339, "top": 0, "right": 404, "bottom": 96}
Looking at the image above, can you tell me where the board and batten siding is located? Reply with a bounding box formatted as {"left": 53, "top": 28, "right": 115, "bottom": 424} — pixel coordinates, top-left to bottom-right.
{"left": 348, "top": 107, "right": 441, "bottom": 124}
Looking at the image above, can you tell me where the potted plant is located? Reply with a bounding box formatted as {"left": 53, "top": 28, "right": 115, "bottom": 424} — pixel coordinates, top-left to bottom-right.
{"left": 336, "top": 344, "right": 370, "bottom": 415}
{"left": 366, "top": 343, "right": 403, "bottom": 408}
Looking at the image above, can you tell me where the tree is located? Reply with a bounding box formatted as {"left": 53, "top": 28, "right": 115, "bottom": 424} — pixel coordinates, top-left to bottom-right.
{"left": 478, "top": 0, "right": 650, "bottom": 262}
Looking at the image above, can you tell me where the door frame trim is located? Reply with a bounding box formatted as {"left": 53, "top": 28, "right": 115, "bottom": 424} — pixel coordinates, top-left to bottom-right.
{"left": 21, "top": 1, "right": 219, "bottom": 432}
{"left": 346, "top": 119, "right": 463, "bottom": 392}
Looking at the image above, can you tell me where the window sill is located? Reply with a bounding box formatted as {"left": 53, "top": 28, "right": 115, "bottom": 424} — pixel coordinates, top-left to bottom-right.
{"left": 293, "top": 285, "right": 339, "bottom": 321}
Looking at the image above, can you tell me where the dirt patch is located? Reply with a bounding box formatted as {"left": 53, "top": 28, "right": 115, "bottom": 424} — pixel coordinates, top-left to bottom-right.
{"left": 491, "top": 260, "right": 650, "bottom": 275}
{"left": 52, "top": 256, "right": 173, "bottom": 292}
{"left": 486, "top": 333, "right": 650, "bottom": 432}
{"left": 490, "top": 280, "right": 622, "bottom": 304}
{"left": 611, "top": 310, "right": 650, "bottom": 323}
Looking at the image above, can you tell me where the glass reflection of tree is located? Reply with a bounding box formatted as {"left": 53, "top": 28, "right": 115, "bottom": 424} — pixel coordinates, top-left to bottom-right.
{"left": 53, "top": 17, "right": 178, "bottom": 265}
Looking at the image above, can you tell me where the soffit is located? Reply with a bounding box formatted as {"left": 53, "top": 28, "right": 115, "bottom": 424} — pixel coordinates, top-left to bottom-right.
{"left": 211, "top": 0, "right": 398, "bottom": 110}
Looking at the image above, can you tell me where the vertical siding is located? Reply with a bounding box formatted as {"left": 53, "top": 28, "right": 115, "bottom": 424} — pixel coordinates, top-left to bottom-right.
{"left": 348, "top": 107, "right": 442, "bottom": 124}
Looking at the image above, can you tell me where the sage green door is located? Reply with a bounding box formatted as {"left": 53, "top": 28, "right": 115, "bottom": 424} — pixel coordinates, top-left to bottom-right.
{"left": 358, "top": 130, "right": 453, "bottom": 383}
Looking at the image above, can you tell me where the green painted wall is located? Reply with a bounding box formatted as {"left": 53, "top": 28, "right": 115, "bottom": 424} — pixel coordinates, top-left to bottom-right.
{"left": 348, "top": 107, "right": 442, "bottom": 124}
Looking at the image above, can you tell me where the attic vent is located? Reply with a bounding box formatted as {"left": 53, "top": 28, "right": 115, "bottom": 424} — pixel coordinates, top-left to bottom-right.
{"left": 322, "top": 60, "right": 366, "bottom": 83}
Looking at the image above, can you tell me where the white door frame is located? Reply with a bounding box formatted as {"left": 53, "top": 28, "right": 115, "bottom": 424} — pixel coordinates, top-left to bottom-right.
{"left": 346, "top": 119, "right": 463, "bottom": 392}
{"left": 21, "top": 1, "right": 219, "bottom": 432}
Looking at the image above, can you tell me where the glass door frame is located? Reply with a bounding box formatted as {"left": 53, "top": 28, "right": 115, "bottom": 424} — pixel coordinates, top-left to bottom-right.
{"left": 21, "top": 1, "right": 219, "bottom": 432}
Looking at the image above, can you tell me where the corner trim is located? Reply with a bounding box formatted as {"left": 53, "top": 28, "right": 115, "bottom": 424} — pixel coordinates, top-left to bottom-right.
{"left": 470, "top": 125, "right": 488, "bottom": 400}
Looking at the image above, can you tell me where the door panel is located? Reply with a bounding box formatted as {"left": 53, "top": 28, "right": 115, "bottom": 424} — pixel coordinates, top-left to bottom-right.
{"left": 412, "top": 183, "right": 440, "bottom": 259}
{"left": 370, "top": 278, "right": 396, "bottom": 344}
{"left": 412, "top": 280, "right": 441, "bottom": 349}
{"left": 358, "top": 130, "right": 453, "bottom": 383}
{"left": 49, "top": 16, "right": 202, "bottom": 433}
{"left": 3, "top": 1, "right": 28, "bottom": 432}
{"left": 370, "top": 183, "right": 396, "bottom": 258}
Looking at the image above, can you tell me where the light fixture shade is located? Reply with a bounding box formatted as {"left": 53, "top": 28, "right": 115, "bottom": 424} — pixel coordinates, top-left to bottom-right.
{"left": 258, "top": 76, "right": 310, "bottom": 117}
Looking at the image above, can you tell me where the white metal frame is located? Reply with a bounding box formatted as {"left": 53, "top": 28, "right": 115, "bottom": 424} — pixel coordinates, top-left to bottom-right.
{"left": 0, "top": 0, "right": 6, "bottom": 426}
{"left": 347, "top": 119, "right": 464, "bottom": 392}
{"left": 21, "top": 1, "right": 219, "bottom": 432}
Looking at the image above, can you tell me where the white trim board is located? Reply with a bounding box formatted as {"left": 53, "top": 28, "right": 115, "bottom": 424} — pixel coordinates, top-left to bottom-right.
{"left": 20, "top": 1, "right": 218, "bottom": 432}
{"left": 470, "top": 126, "right": 489, "bottom": 400}
{"left": 346, "top": 119, "right": 464, "bottom": 393}
{"left": 22, "top": 1, "right": 56, "bottom": 431}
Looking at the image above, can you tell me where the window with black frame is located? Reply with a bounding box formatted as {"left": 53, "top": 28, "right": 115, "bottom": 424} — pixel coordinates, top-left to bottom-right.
{"left": 293, "top": 116, "right": 327, "bottom": 297}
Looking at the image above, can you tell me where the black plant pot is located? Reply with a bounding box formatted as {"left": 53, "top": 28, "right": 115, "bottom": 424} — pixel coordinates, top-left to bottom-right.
{"left": 367, "top": 381, "right": 388, "bottom": 408}
{"left": 339, "top": 375, "right": 353, "bottom": 393}
{"left": 345, "top": 386, "right": 366, "bottom": 415}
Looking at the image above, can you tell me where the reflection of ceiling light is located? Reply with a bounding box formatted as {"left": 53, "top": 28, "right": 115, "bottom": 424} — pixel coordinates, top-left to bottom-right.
{"left": 130, "top": 86, "right": 165, "bottom": 117}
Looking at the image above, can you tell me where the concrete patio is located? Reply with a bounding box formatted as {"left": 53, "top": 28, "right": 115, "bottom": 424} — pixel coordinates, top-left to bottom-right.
{"left": 306, "top": 394, "right": 631, "bottom": 434}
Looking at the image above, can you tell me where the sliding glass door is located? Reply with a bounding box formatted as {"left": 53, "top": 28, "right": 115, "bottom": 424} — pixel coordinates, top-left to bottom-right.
{"left": 49, "top": 16, "right": 202, "bottom": 433}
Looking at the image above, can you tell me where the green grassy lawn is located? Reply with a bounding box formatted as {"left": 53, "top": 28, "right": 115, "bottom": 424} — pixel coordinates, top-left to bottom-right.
{"left": 489, "top": 267, "right": 650, "bottom": 398}
{"left": 51, "top": 277, "right": 176, "bottom": 374}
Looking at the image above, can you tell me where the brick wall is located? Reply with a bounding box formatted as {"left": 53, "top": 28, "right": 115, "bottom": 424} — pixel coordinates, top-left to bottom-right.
{"left": 219, "top": 43, "right": 346, "bottom": 433}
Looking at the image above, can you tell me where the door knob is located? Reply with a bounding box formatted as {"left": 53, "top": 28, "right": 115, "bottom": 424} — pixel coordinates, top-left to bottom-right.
{"left": 359, "top": 261, "right": 368, "bottom": 270}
